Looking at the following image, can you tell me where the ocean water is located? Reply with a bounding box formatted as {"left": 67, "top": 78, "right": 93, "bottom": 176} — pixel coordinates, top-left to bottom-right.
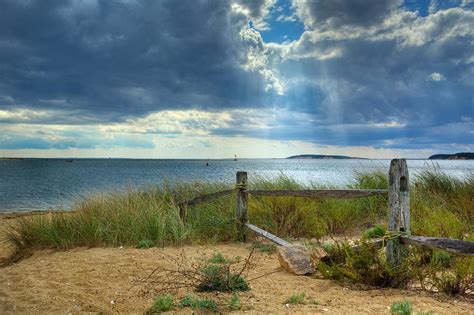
{"left": 1, "top": 158, "right": 473, "bottom": 212}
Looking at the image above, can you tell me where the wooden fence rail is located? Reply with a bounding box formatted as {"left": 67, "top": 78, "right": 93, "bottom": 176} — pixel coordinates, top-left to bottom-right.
{"left": 246, "top": 189, "right": 387, "bottom": 198}
{"left": 400, "top": 236, "right": 474, "bottom": 255}
{"left": 177, "top": 159, "right": 474, "bottom": 267}
{"left": 177, "top": 189, "right": 233, "bottom": 219}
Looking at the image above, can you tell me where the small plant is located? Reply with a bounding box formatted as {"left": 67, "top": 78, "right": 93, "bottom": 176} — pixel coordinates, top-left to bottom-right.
{"left": 431, "top": 251, "right": 452, "bottom": 268}
{"left": 179, "top": 294, "right": 218, "bottom": 311}
{"left": 228, "top": 293, "right": 241, "bottom": 310}
{"left": 208, "top": 252, "right": 237, "bottom": 264}
{"left": 390, "top": 301, "right": 412, "bottom": 315}
{"left": 137, "top": 239, "right": 153, "bottom": 249}
{"left": 197, "top": 263, "right": 250, "bottom": 292}
{"left": 148, "top": 294, "right": 174, "bottom": 313}
{"left": 195, "top": 251, "right": 250, "bottom": 292}
{"left": 308, "top": 298, "right": 319, "bottom": 305}
{"left": 284, "top": 292, "right": 305, "bottom": 305}
{"left": 135, "top": 250, "right": 254, "bottom": 296}
{"left": 363, "top": 225, "right": 386, "bottom": 239}
{"left": 390, "top": 301, "right": 434, "bottom": 315}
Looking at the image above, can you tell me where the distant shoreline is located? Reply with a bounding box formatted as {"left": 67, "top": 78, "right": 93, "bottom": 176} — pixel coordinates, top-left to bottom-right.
{"left": 428, "top": 152, "right": 474, "bottom": 160}
{"left": 287, "top": 154, "right": 366, "bottom": 160}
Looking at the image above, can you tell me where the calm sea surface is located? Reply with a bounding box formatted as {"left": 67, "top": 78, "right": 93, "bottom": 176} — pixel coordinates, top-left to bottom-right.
{"left": 1, "top": 158, "right": 473, "bottom": 212}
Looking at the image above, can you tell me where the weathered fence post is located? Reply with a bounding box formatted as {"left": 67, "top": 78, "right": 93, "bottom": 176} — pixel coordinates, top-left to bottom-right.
{"left": 178, "top": 204, "right": 187, "bottom": 222}
{"left": 236, "top": 171, "right": 248, "bottom": 242}
{"left": 386, "top": 159, "right": 410, "bottom": 267}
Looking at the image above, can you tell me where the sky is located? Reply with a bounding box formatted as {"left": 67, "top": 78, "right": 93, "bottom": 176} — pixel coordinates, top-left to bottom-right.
{"left": 0, "top": 0, "right": 473, "bottom": 159}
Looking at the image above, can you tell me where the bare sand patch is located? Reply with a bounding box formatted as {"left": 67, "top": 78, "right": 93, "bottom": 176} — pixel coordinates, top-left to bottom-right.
{"left": 0, "top": 213, "right": 472, "bottom": 314}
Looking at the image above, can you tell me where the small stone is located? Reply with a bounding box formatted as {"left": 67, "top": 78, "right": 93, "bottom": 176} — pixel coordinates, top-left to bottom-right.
{"left": 284, "top": 304, "right": 290, "bottom": 308}
{"left": 277, "top": 245, "right": 315, "bottom": 275}
{"left": 111, "top": 300, "right": 116, "bottom": 305}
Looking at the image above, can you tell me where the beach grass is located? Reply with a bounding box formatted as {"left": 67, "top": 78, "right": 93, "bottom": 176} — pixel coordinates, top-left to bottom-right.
{"left": 3, "top": 169, "right": 473, "bottom": 261}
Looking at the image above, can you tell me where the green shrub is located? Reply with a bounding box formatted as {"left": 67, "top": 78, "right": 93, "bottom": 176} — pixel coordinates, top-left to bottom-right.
{"left": 197, "top": 264, "right": 249, "bottom": 292}
{"left": 186, "top": 252, "right": 250, "bottom": 293}
{"left": 318, "top": 241, "right": 413, "bottom": 288}
{"left": 179, "top": 294, "right": 218, "bottom": 311}
{"left": 284, "top": 292, "right": 305, "bottom": 305}
{"left": 149, "top": 294, "right": 174, "bottom": 313}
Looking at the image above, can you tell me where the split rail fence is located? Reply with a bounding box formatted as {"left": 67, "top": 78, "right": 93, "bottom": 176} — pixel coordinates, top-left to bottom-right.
{"left": 178, "top": 159, "right": 474, "bottom": 267}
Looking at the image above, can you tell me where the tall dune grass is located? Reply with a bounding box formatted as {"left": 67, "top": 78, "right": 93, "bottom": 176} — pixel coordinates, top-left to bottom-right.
{"left": 3, "top": 169, "right": 473, "bottom": 261}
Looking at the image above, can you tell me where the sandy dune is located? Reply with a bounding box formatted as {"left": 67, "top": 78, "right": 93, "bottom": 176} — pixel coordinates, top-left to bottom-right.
{"left": 0, "top": 214, "right": 472, "bottom": 314}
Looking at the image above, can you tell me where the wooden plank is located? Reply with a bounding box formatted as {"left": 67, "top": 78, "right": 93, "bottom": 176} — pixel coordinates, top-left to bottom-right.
{"left": 400, "top": 236, "right": 474, "bottom": 255}
{"left": 245, "top": 223, "right": 290, "bottom": 247}
{"left": 236, "top": 172, "right": 248, "bottom": 242}
{"left": 387, "top": 159, "right": 410, "bottom": 267}
{"left": 246, "top": 189, "right": 387, "bottom": 199}
{"left": 177, "top": 189, "right": 233, "bottom": 207}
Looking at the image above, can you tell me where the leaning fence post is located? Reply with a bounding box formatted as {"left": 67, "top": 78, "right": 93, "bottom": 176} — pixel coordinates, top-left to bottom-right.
{"left": 236, "top": 171, "right": 248, "bottom": 242}
{"left": 386, "top": 159, "right": 410, "bottom": 267}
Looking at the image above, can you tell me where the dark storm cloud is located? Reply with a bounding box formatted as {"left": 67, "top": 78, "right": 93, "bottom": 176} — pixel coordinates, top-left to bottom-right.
{"left": 294, "top": 0, "right": 401, "bottom": 29}
{"left": 0, "top": 0, "right": 472, "bottom": 153}
{"left": 275, "top": 2, "right": 474, "bottom": 149}
{"left": 0, "top": 0, "right": 269, "bottom": 122}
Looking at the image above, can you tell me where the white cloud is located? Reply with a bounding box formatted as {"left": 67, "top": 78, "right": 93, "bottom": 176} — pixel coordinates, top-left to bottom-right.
{"left": 427, "top": 72, "right": 445, "bottom": 81}
{"left": 232, "top": 0, "right": 277, "bottom": 31}
{"left": 240, "top": 27, "right": 285, "bottom": 94}
{"left": 276, "top": 13, "right": 297, "bottom": 23}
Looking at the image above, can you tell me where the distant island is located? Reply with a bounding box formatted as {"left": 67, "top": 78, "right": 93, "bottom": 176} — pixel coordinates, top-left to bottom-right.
{"left": 428, "top": 152, "right": 474, "bottom": 160}
{"left": 287, "top": 154, "right": 363, "bottom": 159}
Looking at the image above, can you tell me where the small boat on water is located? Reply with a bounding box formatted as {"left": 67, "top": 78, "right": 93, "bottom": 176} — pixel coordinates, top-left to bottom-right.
{"left": 234, "top": 154, "right": 237, "bottom": 161}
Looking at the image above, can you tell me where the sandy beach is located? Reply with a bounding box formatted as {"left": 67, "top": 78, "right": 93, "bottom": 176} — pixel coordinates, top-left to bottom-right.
{"left": 0, "top": 213, "right": 472, "bottom": 314}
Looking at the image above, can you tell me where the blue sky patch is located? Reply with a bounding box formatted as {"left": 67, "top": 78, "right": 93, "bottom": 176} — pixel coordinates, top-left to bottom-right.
{"left": 259, "top": 0, "right": 305, "bottom": 43}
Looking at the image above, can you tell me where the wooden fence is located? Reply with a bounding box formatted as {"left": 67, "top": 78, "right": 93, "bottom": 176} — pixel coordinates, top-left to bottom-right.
{"left": 178, "top": 159, "right": 474, "bottom": 267}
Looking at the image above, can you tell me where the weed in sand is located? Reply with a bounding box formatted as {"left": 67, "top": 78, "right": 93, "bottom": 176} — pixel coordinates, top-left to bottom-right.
{"left": 390, "top": 301, "right": 434, "bottom": 315}
{"left": 179, "top": 294, "right": 218, "bottom": 311}
{"left": 284, "top": 292, "right": 305, "bottom": 305}
{"left": 391, "top": 301, "right": 413, "bottom": 315}
{"left": 228, "top": 293, "right": 241, "bottom": 310}
{"left": 134, "top": 250, "right": 253, "bottom": 296}
{"left": 148, "top": 294, "right": 174, "bottom": 313}
{"left": 137, "top": 239, "right": 153, "bottom": 249}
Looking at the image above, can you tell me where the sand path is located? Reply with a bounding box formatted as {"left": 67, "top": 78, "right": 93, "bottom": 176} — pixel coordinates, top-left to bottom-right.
{"left": 0, "top": 214, "right": 472, "bottom": 314}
